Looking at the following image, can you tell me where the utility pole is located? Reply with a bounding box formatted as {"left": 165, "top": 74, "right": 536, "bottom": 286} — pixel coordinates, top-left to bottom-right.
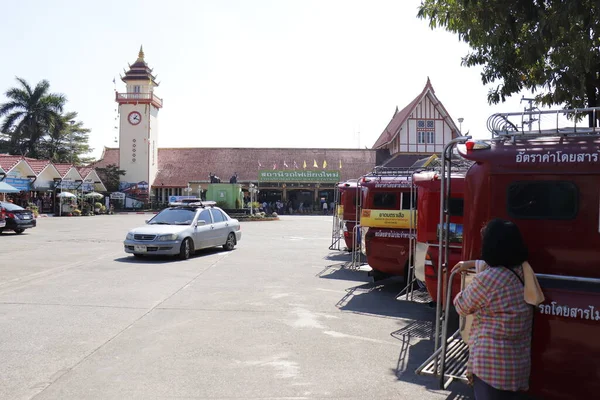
{"left": 69, "top": 120, "right": 75, "bottom": 164}
{"left": 520, "top": 96, "right": 538, "bottom": 131}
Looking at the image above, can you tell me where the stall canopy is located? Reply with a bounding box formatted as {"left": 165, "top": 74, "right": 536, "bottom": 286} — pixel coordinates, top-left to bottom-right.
{"left": 0, "top": 181, "right": 20, "bottom": 200}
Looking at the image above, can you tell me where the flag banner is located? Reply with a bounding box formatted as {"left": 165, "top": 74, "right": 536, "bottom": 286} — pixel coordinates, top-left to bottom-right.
{"left": 258, "top": 161, "right": 262, "bottom": 167}
{"left": 303, "top": 160, "right": 307, "bottom": 169}
{"left": 339, "top": 160, "right": 342, "bottom": 169}
{"left": 283, "top": 161, "right": 289, "bottom": 168}
{"left": 273, "top": 163, "right": 277, "bottom": 170}
{"left": 313, "top": 160, "right": 318, "bottom": 168}
{"left": 293, "top": 161, "right": 298, "bottom": 169}
{"left": 323, "top": 160, "right": 327, "bottom": 168}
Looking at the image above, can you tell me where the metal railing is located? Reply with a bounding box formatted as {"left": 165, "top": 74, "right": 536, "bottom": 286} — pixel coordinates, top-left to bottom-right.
{"left": 487, "top": 106, "right": 600, "bottom": 138}
{"left": 116, "top": 92, "right": 163, "bottom": 107}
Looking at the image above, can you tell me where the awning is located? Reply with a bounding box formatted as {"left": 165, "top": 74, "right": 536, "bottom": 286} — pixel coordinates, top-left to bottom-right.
{"left": 0, "top": 181, "right": 20, "bottom": 193}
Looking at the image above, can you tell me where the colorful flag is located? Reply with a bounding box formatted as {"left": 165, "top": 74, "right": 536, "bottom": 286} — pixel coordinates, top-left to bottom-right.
{"left": 293, "top": 161, "right": 298, "bottom": 169}
{"left": 303, "top": 160, "right": 307, "bottom": 169}
{"left": 273, "top": 163, "right": 277, "bottom": 170}
{"left": 313, "top": 159, "right": 318, "bottom": 168}
{"left": 112, "top": 77, "right": 116, "bottom": 84}
{"left": 323, "top": 160, "right": 327, "bottom": 168}
{"left": 258, "top": 161, "right": 262, "bottom": 168}
{"left": 283, "top": 161, "right": 289, "bottom": 168}
{"left": 339, "top": 160, "right": 342, "bottom": 169}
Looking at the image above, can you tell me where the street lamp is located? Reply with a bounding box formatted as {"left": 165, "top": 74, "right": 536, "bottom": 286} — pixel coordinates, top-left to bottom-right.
{"left": 458, "top": 117, "right": 464, "bottom": 135}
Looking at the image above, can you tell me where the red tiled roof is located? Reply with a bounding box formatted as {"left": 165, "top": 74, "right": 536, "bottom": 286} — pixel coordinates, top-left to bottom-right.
{"left": 27, "top": 160, "right": 51, "bottom": 174}
{"left": 0, "top": 155, "right": 24, "bottom": 171}
{"left": 93, "top": 147, "right": 377, "bottom": 187}
{"left": 53, "top": 163, "right": 74, "bottom": 177}
{"left": 372, "top": 79, "right": 434, "bottom": 149}
{"left": 88, "top": 147, "right": 119, "bottom": 169}
{"left": 77, "top": 166, "right": 92, "bottom": 179}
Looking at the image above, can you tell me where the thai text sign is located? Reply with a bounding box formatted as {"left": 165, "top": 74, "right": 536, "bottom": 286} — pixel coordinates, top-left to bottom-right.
{"left": 258, "top": 170, "right": 340, "bottom": 182}
{"left": 360, "top": 209, "right": 416, "bottom": 229}
{"left": 4, "top": 177, "right": 30, "bottom": 191}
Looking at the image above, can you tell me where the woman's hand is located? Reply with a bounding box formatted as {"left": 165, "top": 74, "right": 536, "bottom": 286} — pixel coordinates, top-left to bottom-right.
{"left": 452, "top": 260, "right": 476, "bottom": 273}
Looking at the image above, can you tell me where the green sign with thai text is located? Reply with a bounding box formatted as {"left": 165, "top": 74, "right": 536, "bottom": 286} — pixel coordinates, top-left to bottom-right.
{"left": 258, "top": 170, "right": 341, "bottom": 182}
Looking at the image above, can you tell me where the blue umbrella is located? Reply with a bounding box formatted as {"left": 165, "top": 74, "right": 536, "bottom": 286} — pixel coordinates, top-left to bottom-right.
{"left": 0, "top": 181, "right": 20, "bottom": 193}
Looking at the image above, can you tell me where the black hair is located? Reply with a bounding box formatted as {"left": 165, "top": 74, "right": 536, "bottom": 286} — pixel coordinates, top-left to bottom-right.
{"left": 480, "top": 218, "right": 528, "bottom": 268}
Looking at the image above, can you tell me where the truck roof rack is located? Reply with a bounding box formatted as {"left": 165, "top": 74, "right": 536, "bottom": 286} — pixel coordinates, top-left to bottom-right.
{"left": 488, "top": 106, "right": 600, "bottom": 139}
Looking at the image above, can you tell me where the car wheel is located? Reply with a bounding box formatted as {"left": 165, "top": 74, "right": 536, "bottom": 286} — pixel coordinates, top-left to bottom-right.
{"left": 14, "top": 229, "right": 24, "bottom": 234}
{"left": 133, "top": 254, "right": 144, "bottom": 258}
{"left": 179, "top": 238, "right": 193, "bottom": 260}
{"left": 223, "top": 233, "right": 236, "bottom": 251}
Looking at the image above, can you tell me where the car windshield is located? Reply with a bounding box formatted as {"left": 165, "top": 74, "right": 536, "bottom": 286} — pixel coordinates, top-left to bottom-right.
{"left": 148, "top": 208, "right": 196, "bottom": 225}
{"left": 0, "top": 202, "right": 25, "bottom": 211}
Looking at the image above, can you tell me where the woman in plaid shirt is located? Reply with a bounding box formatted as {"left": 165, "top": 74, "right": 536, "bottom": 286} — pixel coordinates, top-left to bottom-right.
{"left": 453, "top": 219, "right": 533, "bottom": 399}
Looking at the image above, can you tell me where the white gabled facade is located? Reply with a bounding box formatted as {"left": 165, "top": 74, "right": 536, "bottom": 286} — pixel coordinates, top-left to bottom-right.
{"left": 373, "top": 78, "right": 460, "bottom": 156}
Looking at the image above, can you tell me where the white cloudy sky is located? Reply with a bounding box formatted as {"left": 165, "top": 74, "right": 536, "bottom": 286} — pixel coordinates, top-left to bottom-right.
{"left": 1, "top": 0, "right": 548, "bottom": 160}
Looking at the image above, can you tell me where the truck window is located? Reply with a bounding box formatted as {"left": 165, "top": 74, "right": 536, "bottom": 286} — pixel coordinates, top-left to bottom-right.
{"left": 507, "top": 181, "right": 578, "bottom": 219}
{"left": 401, "top": 192, "right": 417, "bottom": 210}
{"left": 448, "top": 198, "right": 464, "bottom": 216}
{"left": 373, "top": 193, "right": 397, "bottom": 209}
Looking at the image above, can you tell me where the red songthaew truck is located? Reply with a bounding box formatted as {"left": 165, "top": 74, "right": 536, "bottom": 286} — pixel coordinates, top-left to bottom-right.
{"left": 418, "top": 108, "right": 600, "bottom": 400}
{"left": 359, "top": 173, "right": 416, "bottom": 282}
{"left": 337, "top": 180, "right": 359, "bottom": 251}
{"left": 413, "top": 171, "right": 466, "bottom": 303}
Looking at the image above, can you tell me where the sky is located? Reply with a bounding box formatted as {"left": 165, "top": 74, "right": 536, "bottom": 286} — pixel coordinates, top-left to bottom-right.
{"left": 1, "top": 0, "right": 543, "bottom": 161}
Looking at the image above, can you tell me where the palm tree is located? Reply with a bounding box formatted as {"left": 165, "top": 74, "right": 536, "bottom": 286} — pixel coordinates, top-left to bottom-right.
{"left": 0, "top": 77, "right": 65, "bottom": 157}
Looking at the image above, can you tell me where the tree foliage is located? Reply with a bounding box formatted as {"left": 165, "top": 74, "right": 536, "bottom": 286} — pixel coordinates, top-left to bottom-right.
{"left": 95, "top": 164, "right": 126, "bottom": 193}
{"left": 0, "top": 77, "right": 93, "bottom": 161}
{"left": 418, "top": 0, "right": 600, "bottom": 125}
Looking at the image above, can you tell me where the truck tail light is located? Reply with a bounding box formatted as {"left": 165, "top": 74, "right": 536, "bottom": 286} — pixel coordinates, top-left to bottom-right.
{"left": 425, "top": 252, "right": 436, "bottom": 279}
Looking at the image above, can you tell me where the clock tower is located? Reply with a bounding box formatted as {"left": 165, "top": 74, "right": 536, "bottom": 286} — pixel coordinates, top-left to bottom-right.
{"left": 116, "top": 46, "right": 162, "bottom": 197}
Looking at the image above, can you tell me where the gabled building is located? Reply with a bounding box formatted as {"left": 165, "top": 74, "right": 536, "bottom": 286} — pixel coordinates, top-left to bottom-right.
{"left": 372, "top": 78, "right": 461, "bottom": 167}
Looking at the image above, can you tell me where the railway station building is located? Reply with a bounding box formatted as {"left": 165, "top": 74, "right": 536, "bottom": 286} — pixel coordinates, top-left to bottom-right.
{"left": 91, "top": 48, "right": 461, "bottom": 209}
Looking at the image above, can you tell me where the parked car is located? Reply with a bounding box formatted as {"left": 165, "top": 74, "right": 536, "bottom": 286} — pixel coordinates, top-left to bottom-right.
{"left": 0, "top": 201, "right": 37, "bottom": 234}
{"left": 124, "top": 201, "right": 242, "bottom": 260}
{"left": 0, "top": 208, "right": 5, "bottom": 230}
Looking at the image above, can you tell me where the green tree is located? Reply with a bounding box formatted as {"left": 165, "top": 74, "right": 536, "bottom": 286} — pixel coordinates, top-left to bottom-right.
{"left": 418, "top": 1, "right": 600, "bottom": 126}
{"left": 0, "top": 77, "right": 66, "bottom": 156}
{"left": 95, "top": 164, "right": 126, "bottom": 193}
{"left": 38, "top": 111, "right": 93, "bottom": 164}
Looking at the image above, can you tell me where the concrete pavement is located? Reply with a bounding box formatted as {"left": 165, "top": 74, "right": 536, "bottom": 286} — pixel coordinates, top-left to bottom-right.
{"left": 0, "top": 215, "right": 471, "bottom": 399}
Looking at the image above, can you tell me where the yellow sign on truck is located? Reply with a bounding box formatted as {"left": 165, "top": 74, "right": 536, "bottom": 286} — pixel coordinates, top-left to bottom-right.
{"left": 360, "top": 209, "right": 416, "bottom": 229}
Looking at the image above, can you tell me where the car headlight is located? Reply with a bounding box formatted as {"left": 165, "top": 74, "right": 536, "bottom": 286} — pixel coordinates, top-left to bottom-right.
{"left": 157, "top": 234, "right": 178, "bottom": 241}
{"left": 126, "top": 232, "right": 134, "bottom": 240}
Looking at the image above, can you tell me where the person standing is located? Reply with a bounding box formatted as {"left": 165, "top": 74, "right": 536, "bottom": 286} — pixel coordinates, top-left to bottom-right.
{"left": 452, "top": 219, "right": 533, "bottom": 399}
{"left": 322, "top": 201, "right": 328, "bottom": 215}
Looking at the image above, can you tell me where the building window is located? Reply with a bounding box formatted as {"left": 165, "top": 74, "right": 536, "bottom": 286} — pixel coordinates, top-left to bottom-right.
{"left": 507, "top": 181, "right": 578, "bottom": 219}
{"left": 417, "top": 120, "right": 435, "bottom": 144}
{"left": 418, "top": 131, "right": 435, "bottom": 144}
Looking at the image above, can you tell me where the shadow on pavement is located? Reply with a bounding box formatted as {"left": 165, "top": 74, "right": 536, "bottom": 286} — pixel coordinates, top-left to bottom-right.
{"left": 114, "top": 247, "right": 227, "bottom": 263}
{"left": 336, "top": 278, "right": 435, "bottom": 321}
{"left": 316, "top": 263, "right": 370, "bottom": 283}
{"left": 323, "top": 252, "right": 352, "bottom": 262}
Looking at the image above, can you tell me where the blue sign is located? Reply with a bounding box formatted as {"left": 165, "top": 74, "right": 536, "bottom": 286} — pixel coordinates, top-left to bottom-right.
{"left": 4, "top": 177, "right": 30, "bottom": 191}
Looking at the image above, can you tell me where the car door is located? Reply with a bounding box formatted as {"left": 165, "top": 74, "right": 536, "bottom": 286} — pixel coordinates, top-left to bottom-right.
{"left": 210, "top": 209, "right": 228, "bottom": 245}
{"left": 193, "top": 209, "right": 214, "bottom": 249}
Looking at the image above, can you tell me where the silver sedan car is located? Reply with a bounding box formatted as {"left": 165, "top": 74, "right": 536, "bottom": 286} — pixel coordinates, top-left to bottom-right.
{"left": 124, "top": 202, "right": 242, "bottom": 260}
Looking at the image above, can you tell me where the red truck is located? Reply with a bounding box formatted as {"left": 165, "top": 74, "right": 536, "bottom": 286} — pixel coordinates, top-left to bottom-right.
{"left": 359, "top": 173, "right": 417, "bottom": 282}
{"left": 418, "top": 107, "right": 600, "bottom": 400}
{"left": 337, "top": 180, "right": 359, "bottom": 251}
{"left": 413, "top": 171, "right": 466, "bottom": 303}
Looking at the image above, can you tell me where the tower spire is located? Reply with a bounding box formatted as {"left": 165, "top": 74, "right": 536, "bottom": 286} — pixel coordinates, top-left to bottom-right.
{"left": 137, "top": 45, "right": 145, "bottom": 62}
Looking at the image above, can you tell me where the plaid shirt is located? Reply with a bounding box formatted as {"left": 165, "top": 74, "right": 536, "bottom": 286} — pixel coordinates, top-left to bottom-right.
{"left": 454, "top": 265, "right": 533, "bottom": 391}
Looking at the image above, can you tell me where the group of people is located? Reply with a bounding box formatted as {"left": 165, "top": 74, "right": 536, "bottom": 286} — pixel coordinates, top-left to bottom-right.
{"left": 258, "top": 200, "right": 314, "bottom": 215}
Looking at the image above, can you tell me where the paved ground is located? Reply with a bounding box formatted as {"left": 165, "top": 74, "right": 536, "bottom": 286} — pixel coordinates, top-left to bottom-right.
{"left": 0, "top": 215, "right": 471, "bottom": 400}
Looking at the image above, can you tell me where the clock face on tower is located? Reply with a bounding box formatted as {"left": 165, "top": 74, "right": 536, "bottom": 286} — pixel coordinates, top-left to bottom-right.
{"left": 128, "top": 111, "right": 142, "bottom": 125}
